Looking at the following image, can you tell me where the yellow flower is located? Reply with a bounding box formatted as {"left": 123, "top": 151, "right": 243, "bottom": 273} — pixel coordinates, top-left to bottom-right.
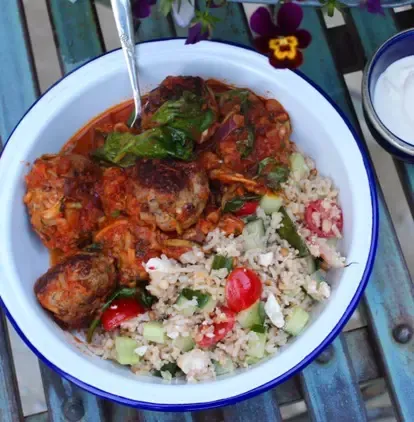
{"left": 268, "top": 36, "right": 299, "bottom": 61}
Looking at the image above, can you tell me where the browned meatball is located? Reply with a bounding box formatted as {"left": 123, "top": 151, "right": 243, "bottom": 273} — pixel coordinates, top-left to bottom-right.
{"left": 34, "top": 253, "right": 116, "bottom": 328}
{"left": 126, "top": 159, "right": 210, "bottom": 234}
{"left": 24, "top": 154, "right": 103, "bottom": 253}
{"left": 141, "top": 76, "right": 219, "bottom": 144}
{"left": 94, "top": 219, "right": 161, "bottom": 286}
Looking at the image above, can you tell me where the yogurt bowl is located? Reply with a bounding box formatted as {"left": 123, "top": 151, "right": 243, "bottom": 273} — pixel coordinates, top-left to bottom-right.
{"left": 362, "top": 28, "right": 414, "bottom": 161}
{"left": 0, "top": 39, "right": 378, "bottom": 410}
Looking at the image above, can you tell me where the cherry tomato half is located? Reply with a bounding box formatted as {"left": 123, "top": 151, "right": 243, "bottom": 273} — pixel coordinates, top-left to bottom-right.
{"left": 305, "top": 199, "right": 343, "bottom": 238}
{"left": 101, "top": 298, "right": 144, "bottom": 331}
{"left": 235, "top": 201, "right": 259, "bottom": 217}
{"left": 197, "top": 307, "right": 236, "bottom": 348}
{"left": 225, "top": 267, "right": 262, "bottom": 312}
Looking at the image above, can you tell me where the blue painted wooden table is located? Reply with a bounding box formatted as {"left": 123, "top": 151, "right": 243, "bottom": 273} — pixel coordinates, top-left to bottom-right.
{"left": 1, "top": 1, "right": 414, "bottom": 421}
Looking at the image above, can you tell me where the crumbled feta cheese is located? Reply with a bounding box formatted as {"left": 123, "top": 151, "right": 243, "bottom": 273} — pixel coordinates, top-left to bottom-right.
{"left": 259, "top": 252, "right": 274, "bottom": 267}
{"left": 134, "top": 346, "right": 148, "bottom": 356}
{"left": 177, "top": 349, "right": 210, "bottom": 375}
{"left": 264, "top": 293, "right": 285, "bottom": 328}
{"left": 305, "top": 279, "right": 331, "bottom": 301}
{"left": 270, "top": 212, "right": 283, "bottom": 229}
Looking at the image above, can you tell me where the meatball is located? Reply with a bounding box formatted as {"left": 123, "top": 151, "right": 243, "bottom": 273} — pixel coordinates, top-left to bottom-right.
{"left": 141, "top": 76, "right": 219, "bottom": 144}
{"left": 99, "top": 167, "right": 129, "bottom": 217}
{"left": 34, "top": 253, "right": 116, "bottom": 328}
{"left": 126, "top": 159, "right": 210, "bottom": 233}
{"left": 95, "top": 219, "right": 161, "bottom": 286}
{"left": 24, "top": 154, "right": 103, "bottom": 253}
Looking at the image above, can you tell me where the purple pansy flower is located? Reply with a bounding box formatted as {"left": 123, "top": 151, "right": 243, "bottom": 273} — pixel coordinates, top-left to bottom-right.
{"left": 186, "top": 22, "right": 210, "bottom": 44}
{"left": 360, "top": 0, "right": 385, "bottom": 15}
{"left": 185, "top": 11, "right": 219, "bottom": 45}
{"left": 250, "top": 5, "right": 311, "bottom": 69}
{"left": 132, "top": 0, "right": 157, "bottom": 19}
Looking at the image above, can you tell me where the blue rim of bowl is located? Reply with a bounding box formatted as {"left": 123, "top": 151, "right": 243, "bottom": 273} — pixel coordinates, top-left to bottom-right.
{"left": 362, "top": 28, "right": 414, "bottom": 155}
{"left": 0, "top": 38, "right": 379, "bottom": 412}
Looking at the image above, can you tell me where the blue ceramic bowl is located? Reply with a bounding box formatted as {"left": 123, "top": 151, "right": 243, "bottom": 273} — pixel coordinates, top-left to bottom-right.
{"left": 362, "top": 28, "right": 414, "bottom": 161}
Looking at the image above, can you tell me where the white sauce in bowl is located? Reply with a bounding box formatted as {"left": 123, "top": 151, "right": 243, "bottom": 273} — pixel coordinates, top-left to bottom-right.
{"left": 373, "top": 56, "right": 414, "bottom": 145}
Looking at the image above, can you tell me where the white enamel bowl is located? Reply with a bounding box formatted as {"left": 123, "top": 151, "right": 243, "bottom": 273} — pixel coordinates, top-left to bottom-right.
{"left": 0, "top": 40, "right": 378, "bottom": 411}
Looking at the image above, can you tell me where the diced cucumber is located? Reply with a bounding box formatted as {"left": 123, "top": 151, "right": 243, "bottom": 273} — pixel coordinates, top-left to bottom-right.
{"left": 278, "top": 207, "right": 309, "bottom": 257}
{"left": 247, "top": 332, "right": 267, "bottom": 359}
{"left": 175, "top": 295, "right": 197, "bottom": 316}
{"left": 211, "top": 255, "right": 233, "bottom": 272}
{"left": 245, "top": 356, "right": 261, "bottom": 365}
{"left": 237, "top": 300, "right": 265, "bottom": 329}
{"left": 290, "top": 152, "right": 309, "bottom": 180}
{"left": 173, "top": 335, "right": 195, "bottom": 352}
{"left": 305, "top": 256, "right": 316, "bottom": 275}
{"left": 284, "top": 307, "right": 310, "bottom": 336}
{"left": 310, "top": 269, "right": 327, "bottom": 284}
{"left": 143, "top": 321, "right": 166, "bottom": 344}
{"left": 214, "top": 357, "right": 235, "bottom": 375}
{"left": 243, "top": 219, "right": 265, "bottom": 250}
{"left": 200, "top": 296, "right": 217, "bottom": 313}
{"left": 260, "top": 194, "right": 283, "bottom": 215}
{"left": 115, "top": 337, "right": 139, "bottom": 365}
{"left": 326, "top": 238, "right": 338, "bottom": 248}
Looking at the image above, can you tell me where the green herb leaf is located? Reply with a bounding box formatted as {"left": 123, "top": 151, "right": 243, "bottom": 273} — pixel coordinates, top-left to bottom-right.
{"left": 111, "top": 210, "right": 121, "bottom": 218}
{"left": 237, "top": 126, "right": 255, "bottom": 159}
{"left": 83, "top": 242, "right": 103, "bottom": 253}
{"left": 223, "top": 194, "right": 261, "bottom": 213}
{"left": 251, "top": 324, "right": 266, "bottom": 334}
{"left": 159, "top": 0, "right": 174, "bottom": 16}
{"left": 211, "top": 255, "right": 233, "bottom": 272}
{"left": 257, "top": 157, "right": 277, "bottom": 175}
{"left": 278, "top": 207, "right": 309, "bottom": 258}
{"left": 138, "top": 289, "right": 158, "bottom": 309}
{"left": 265, "top": 167, "right": 290, "bottom": 190}
{"left": 87, "top": 287, "right": 139, "bottom": 343}
{"left": 181, "top": 288, "right": 210, "bottom": 308}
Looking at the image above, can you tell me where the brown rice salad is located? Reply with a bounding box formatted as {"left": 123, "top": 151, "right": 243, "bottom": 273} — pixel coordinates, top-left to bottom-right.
{"left": 84, "top": 154, "right": 345, "bottom": 382}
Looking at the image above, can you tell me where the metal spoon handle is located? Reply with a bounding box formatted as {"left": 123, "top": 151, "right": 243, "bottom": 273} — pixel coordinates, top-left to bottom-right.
{"left": 111, "top": 0, "right": 141, "bottom": 127}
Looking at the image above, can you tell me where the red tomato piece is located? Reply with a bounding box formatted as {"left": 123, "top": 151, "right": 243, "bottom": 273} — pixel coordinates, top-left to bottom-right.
{"left": 225, "top": 268, "right": 262, "bottom": 312}
{"left": 197, "top": 307, "right": 236, "bottom": 348}
{"left": 101, "top": 298, "right": 144, "bottom": 331}
{"left": 235, "top": 201, "right": 259, "bottom": 217}
{"left": 305, "top": 199, "right": 343, "bottom": 238}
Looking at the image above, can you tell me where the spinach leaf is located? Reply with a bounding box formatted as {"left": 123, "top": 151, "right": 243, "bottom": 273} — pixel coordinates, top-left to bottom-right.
{"left": 152, "top": 91, "right": 215, "bottom": 141}
{"left": 91, "top": 126, "right": 193, "bottom": 167}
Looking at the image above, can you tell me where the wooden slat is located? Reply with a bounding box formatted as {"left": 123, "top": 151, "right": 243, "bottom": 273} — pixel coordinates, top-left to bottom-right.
{"left": 223, "top": 391, "right": 282, "bottom": 421}
{"left": 0, "top": 312, "right": 24, "bottom": 422}
{"left": 301, "top": 335, "right": 367, "bottom": 421}
{"left": 46, "top": 0, "right": 104, "bottom": 73}
{"left": 25, "top": 412, "right": 48, "bottom": 422}
{"left": 0, "top": 2, "right": 37, "bottom": 420}
{"left": 138, "top": 9, "right": 176, "bottom": 41}
{"left": 347, "top": 10, "right": 414, "bottom": 421}
{"left": 39, "top": 363, "right": 106, "bottom": 422}
{"left": 0, "top": 0, "right": 39, "bottom": 142}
